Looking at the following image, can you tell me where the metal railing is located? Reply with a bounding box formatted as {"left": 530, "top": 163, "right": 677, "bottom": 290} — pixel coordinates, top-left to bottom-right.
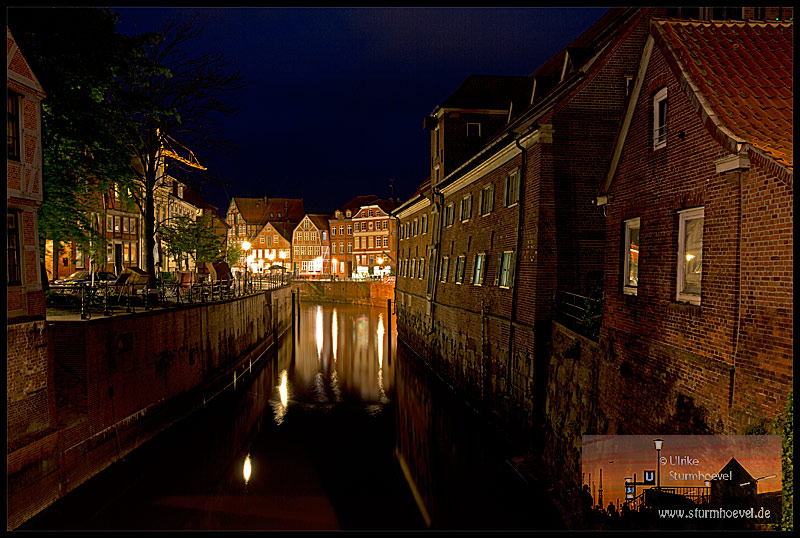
{"left": 46, "top": 272, "right": 292, "bottom": 318}
{"left": 555, "top": 289, "right": 602, "bottom": 340}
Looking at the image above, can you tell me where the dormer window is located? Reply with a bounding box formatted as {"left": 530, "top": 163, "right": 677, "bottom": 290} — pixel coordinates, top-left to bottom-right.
{"left": 277, "top": 212, "right": 281, "bottom": 218}
{"left": 467, "top": 123, "right": 481, "bottom": 137}
{"left": 346, "top": 210, "right": 351, "bottom": 218}
{"left": 270, "top": 212, "right": 274, "bottom": 218}
{"left": 653, "top": 87, "right": 668, "bottom": 150}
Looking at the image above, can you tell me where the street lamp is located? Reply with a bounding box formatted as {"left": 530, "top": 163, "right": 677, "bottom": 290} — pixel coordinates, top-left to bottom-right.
{"left": 654, "top": 438, "right": 663, "bottom": 492}
{"left": 242, "top": 241, "right": 251, "bottom": 293}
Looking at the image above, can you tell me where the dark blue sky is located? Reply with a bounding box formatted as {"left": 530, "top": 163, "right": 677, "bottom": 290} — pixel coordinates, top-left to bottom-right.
{"left": 112, "top": 7, "right": 609, "bottom": 217}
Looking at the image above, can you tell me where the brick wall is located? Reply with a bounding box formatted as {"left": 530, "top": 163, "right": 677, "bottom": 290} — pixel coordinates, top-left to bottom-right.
{"left": 7, "top": 289, "right": 293, "bottom": 530}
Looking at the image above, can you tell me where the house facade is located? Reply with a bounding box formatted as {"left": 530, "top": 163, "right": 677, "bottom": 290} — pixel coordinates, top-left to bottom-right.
{"left": 329, "top": 195, "right": 378, "bottom": 278}
{"left": 225, "top": 197, "right": 304, "bottom": 273}
{"left": 595, "top": 16, "right": 793, "bottom": 434}
{"left": 352, "top": 198, "right": 398, "bottom": 278}
{"left": 292, "top": 214, "right": 331, "bottom": 277}
{"left": 392, "top": 7, "right": 792, "bottom": 521}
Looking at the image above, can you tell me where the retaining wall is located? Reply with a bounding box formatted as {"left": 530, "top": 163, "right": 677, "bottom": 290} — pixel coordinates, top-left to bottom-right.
{"left": 7, "top": 288, "right": 292, "bottom": 530}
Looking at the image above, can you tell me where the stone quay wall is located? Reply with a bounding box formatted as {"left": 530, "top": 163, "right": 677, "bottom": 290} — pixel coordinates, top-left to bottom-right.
{"left": 7, "top": 287, "right": 292, "bottom": 530}
{"left": 292, "top": 280, "right": 394, "bottom": 308}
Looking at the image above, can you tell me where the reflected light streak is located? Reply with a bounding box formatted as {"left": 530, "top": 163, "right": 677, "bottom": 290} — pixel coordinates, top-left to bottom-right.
{"left": 332, "top": 308, "right": 338, "bottom": 360}
{"left": 243, "top": 454, "right": 252, "bottom": 484}
{"left": 274, "top": 370, "right": 289, "bottom": 425}
{"left": 377, "top": 313, "right": 385, "bottom": 369}
{"left": 316, "top": 305, "right": 324, "bottom": 359}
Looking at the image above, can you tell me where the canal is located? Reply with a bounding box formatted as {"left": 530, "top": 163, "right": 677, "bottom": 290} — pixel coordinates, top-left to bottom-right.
{"left": 20, "top": 301, "right": 563, "bottom": 531}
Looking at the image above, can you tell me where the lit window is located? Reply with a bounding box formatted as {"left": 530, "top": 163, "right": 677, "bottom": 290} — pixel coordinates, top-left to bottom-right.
{"left": 383, "top": 237, "right": 388, "bottom": 248}
{"left": 472, "top": 253, "right": 486, "bottom": 285}
{"left": 623, "top": 217, "right": 640, "bottom": 295}
{"left": 677, "top": 207, "right": 704, "bottom": 304}
{"left": 653, "top": 87, "right": 668, "bottom": 150}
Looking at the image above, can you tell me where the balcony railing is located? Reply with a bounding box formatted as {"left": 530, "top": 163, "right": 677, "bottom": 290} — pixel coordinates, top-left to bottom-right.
{"left": 555, "top": 289, "right": 602, "bottom": 340}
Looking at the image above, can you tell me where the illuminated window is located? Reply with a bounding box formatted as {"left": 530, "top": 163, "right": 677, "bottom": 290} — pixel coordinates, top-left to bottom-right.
{"left": 677, "top": 207, "right": 704, "bottom": 304}
{"left": 623, "top": 217, "right": 640, "bottom": 295}
{"left": 495, "top": 251, "right": 516, "bottom": 288}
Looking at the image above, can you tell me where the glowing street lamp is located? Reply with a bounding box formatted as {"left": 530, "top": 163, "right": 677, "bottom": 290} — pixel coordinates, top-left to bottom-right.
{"left": 654, "top": 438, "right": 663, "bottom": 492}
{"left": 242, "top": 241, "right": 251, "bottom": 292}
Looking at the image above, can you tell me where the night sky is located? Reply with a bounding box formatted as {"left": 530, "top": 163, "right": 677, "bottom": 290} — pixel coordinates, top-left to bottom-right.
{"left": 111, "top": 7, "right": 610, "bottom": 217}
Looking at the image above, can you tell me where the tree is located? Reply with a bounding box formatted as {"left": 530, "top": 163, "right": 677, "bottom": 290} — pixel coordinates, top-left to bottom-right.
{"left": 8, "top": 8, "right": 142, "bottom": 279}
{"left": 159, "top": 213, "right": 224, "bottom": 273}
{"left": 226, "top": 243, "right": 243, "bottom": 270}
{"left": 115, "top": 15, "right": 245, "bottom": 282}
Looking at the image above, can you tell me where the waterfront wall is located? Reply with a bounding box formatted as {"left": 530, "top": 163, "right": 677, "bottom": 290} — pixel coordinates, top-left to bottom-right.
{"left": 7, "top": 288, "right": 292, "bottom": 530}
{"left": 293, "top": 280, "right": 394, "bottom": 307}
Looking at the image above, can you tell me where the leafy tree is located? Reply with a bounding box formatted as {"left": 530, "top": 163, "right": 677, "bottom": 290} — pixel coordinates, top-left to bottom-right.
{"left": 114, "top": 15, "right": 245, "bottom": 281}
{"left": 226, "top": 243, "right": 243, "bottom": 269}
{"left": 159, "top": 213, "right": 224, "bottom": 273}
{"left": 8, "top": 8, "right": 142, "bottom": 279}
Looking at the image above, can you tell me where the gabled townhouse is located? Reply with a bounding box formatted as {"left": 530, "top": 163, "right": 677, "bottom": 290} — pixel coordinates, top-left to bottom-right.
{"left": 352, "top": 198, "right": 398, "bottom": 278}
{"left": 594, "top": 15, "right": 792, "bottom": 434}
{"left": 7, "top": 24, "right": 56, "bottom": 469}
{"left": 329, "top": 195, "right": 378, "bottom": 278}
{"left": 226, "top": 196, "right": 304, "bottom": 273}
{"left": 292, "top": 214, "right": 331, "bottom": 278}
{"left": 250, "top": 220, "right": 294, "bottom": 273}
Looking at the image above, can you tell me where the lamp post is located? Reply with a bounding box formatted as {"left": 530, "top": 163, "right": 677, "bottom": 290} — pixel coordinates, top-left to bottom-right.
{"left": 654, "top": 438, "right": 663, "bottom": 492}
{"left": 242, "top": 241, "right": 251, "bottom": 293}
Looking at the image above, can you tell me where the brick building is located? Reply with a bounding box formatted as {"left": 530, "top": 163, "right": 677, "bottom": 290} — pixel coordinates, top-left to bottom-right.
{"left": 225, "top": 197, "right": 304, "bottom": 274}
{"left": 352, "top": 198, "right": 398, "bottom": 278}
{"left": 7, "top": 25, "right": 57, "bottom": 478}
{"left": 250, "top": 220, "right": 293, "bottom": 273}
{"left": 292, "top": 213, "right": 331, "bottom": 277}
{"left": 392, "top": 7, "right": 792, "bottom": 523}
{"left": 329, "top": 195, "right": 378, "bottom": 278}
{"left": 595, "top": 15, "right": 793, "bottom": 434}
{"left": 7, "top": 26, "right": 46, "bottom": 316}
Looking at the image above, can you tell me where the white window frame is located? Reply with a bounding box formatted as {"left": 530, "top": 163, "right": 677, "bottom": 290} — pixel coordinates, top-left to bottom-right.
{"left": 440, "top": 256, "right": 450, "bottom": 283}
{"left": 472, "top": 252, "right": 486, "bottom": 285}
{"left": 454, "top": 254, "right": 466, "bottom": 284}
{"left": 497, "top": 250, "right": 516, "bottom": 288}
{"left": 677, "top": 207, "right": 704, "bottom": 305}
{"left": 460, "top": 194, "right": 472, "bottom": 222}
{"left": 480, "top": 183, "right": 494, "bottom": 216}
{"left": 445, "top": 202, "right": 454, "bottom": 227}
{"left": 504, "top": 170, "right": 520, "bottom": 207}
{"left": 623, "top": 217, "right": 640, "bottom": 296}
{"left": 653, "top": 87, "right": 668, "bottom": 150}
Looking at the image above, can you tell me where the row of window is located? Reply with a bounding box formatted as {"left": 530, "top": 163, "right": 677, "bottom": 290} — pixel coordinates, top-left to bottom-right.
{"left": 622, "top": 207, "right": 704, "bottom": 304}
{"left": 294, "top": 245, "right": 323, "bottom": 257}
{"left": 106, "top": 215, "right": 138, "bottom": 235}
{"left": 334, "top": 220, "right": 389, "bottom": 235}
{"left": 400, "top": 214, "right": 428, "bottom": 239}
{"left": 400, "top": 250, "right": 516, "bottom": 288}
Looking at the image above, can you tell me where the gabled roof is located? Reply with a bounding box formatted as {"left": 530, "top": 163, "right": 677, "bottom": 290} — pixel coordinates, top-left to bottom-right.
{"left": 337, "top": 195, "right": 378, "bottom": 214}
{"left": 264, "top": 220, "right": 296, "bottom": 241}
{"left": 434, "top": 74, "right": 535, "bottom": 113}
{"left": 7, "top": 27, "right": 46, "bottom": 98}
{"left": 306, "top": 214, "right": 331, "bottom": 232}
{"left": 230, "top": 197, "right": 305, "bottom": 224}
{"left": 652, "top": 19, "right": 793, "bottom": 169}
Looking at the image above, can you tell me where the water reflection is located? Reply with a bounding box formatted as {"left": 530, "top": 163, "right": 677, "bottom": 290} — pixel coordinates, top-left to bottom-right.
{"left": 243, "top": 454, "right": 252, "bottom": 485}
{"left": 273, "top": 370, "right": 289, "bottom": 425}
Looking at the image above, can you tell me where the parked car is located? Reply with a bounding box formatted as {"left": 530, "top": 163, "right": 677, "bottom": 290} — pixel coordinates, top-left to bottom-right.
{"left": 53, "top": 270, "right": 118, "bottom": 287}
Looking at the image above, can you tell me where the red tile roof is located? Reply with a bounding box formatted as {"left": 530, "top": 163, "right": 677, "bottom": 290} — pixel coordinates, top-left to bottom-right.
{"left": 653, "top": 19, "right": 793, "bottom": 169}
{"left": 231, "top": 197, "right": 305, "bottom": 224}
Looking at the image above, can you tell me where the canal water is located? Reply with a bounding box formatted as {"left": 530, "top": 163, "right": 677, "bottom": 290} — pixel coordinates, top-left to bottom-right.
{"left": 20, "top": 301, "right": 563, "bottom": 531}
